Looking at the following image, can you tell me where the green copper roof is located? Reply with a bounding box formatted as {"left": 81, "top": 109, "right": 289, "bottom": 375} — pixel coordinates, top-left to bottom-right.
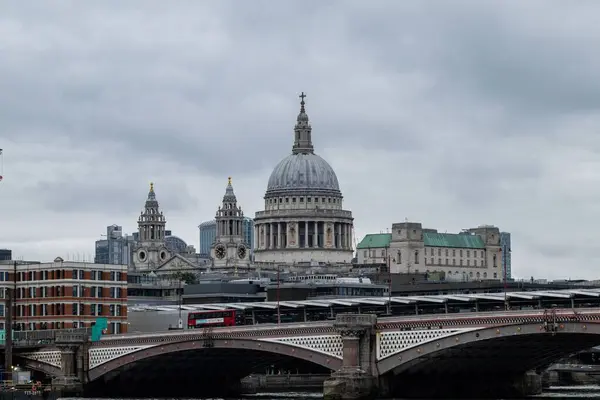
{"left": 423, "top": 232, "right": 485, "bottom": 249}
{"left": 356, "top": 233, "right": 391, "bottom": 249}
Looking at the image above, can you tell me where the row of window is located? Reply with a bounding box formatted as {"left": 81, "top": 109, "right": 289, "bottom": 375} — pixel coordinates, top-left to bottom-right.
{"left": 12, "top": 303, "right": 126, "bottom": 317}
{"left": 0, "top": 321, "right": 125, "bottom": 333}
{"left": 16, "top": 286, "right": 124, "bottom": 299}
{"left": 0, "top": 270, "right": 125, "bottom": 282}
{"left": 426, "top": 257, "right": 498, "bottom": 268}
{"left": 416, "top": 270, "right": 498, "bottom": 280}
{"left": 268, "top": 196, "right": 340, "bottom": 205}
{"left": 428, "top": 248, "right": 485, "bottom": 258}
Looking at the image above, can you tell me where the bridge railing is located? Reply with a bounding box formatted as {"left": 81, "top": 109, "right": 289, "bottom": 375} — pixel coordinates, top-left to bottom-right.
{"left": 377, "top": 307, "right": 600, "bottom": 324}
{"left": 9, "top": 328, "right": 91, "bottom": 346}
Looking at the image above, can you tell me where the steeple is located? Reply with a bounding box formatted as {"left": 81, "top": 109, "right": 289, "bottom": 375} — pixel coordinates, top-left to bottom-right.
{"left": 147, "top": 182, "right": 156, "bottom": 202}
{"left": 223, "top": 176, "right": 237, "bottom": 204}
{"left": 138, "top": 182, "right": 166, "bottom": 242}
{"left": 216, "top": 177, "right": 244, "bottom": 236}
{"left": 292, "top": 92, "right": 314, "bottom": 155}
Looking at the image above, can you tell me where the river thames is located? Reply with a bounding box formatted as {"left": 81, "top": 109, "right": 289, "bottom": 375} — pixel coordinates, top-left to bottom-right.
{"left": 84, "top": 385, "right": 600, "bottom": 399}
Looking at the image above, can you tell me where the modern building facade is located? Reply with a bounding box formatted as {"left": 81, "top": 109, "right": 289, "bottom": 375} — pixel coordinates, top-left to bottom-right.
{"left": 198, "top": 221, "right": 217, "bottom": 256}
{"left": 94, "top": 225, "right": 135, "bottom": 265}
{"left": 253, "top": 94, "right": 354, "bottom": 266}
{"left": 0, "top": 249, "right": 11, "bottom": 261}
{"left": 357, "top": 223, "right": 503, "bottom": 281}
{"left": 500, "top": 232, "right": 512, "bottom": 281}
{"left": 210, "top": 178, "right": 251, "bottom": 272}
{"left": 0, "top": 258, "right": 128, "bottom": 333}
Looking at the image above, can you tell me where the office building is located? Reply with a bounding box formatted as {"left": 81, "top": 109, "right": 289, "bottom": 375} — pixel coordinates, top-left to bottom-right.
{"left": 0, "top": 258, "right": 128, "bottom": 333}
{"left": 94, "top": 225, "right": 135, "bottom": 266}
{"left": 357, "top": 223, "right": 504, "bottom": 281}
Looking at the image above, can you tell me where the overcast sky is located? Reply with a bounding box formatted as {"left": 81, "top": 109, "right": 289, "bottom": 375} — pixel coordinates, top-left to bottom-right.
{"left": 1, "top": 0, "right": 599, "bottom": 279}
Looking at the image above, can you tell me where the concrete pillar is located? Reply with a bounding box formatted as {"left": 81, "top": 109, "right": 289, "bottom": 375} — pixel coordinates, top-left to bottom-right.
{"left": 313, "top": 221, "right": 318, "bottom": 248}
{"left": 323, "top": 314, "right": 378, "bottom": 400}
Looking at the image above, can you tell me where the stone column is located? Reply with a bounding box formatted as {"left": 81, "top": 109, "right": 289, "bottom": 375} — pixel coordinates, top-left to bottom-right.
{"left": 337, "top": 223, "right": 341, "bottom": 249}
{"left": 313, "top": 221, "right": 318, "bottom": 248}
{"left": 304, "top": 221, "right": 309, "bottom": 248}
{"left": 277, "top": 223, "right": 281, "bottom": 249}
{"left": 323, "top": 314, "right": 378, "bottom": 400}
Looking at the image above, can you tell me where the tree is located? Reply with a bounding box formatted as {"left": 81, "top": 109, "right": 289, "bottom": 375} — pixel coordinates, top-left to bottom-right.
{"left": 171, "top": 271, "right": 198, "bottom": 285}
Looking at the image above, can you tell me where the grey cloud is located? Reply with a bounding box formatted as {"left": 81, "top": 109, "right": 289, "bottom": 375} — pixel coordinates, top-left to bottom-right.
{"left": 2, "top": 1, "right": 600, "bottom": 278}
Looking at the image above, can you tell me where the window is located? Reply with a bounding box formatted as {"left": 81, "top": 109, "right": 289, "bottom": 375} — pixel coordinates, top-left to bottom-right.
{"left": 414, "top": 251, "right": 419, "bottom": 264}
{"left": 445, "top": 249, "right": 448, "bottom": 256}
{"left": 437, "top": 248, "right": 441, "bottom": 256}
{"left": 445, "top": 258, "right": 448, "bottom": 265}
{"left": 493, "top": 254, "right": 498, "bottom": 268}
{"left": 72, "top": 285, "right": 79, "bottom": 297}
{"left": 397, "top": 251, "right": 402, "bottom": 264}
{"left": 91, "top": 304, "right": 97, "bottom": 316}
{"left": 72, "top": 269, "right": 78, "bottom": 280}
{"left": 452, "top": 249, "right": 456, "bottom": 257}
{"left": 493, "top": 272, "right": 497, "bottom": 279}
{"left": 363, "top": 250, "right": 367, "bottom": 258}
{"left": 467, "top": 250, "right": 470, "bottom": 257}
{"left": 381, "top": 250, "right": 385, "bottom": 257}
{"left": 72, "top": 303, "right": 79, "bottom": 316}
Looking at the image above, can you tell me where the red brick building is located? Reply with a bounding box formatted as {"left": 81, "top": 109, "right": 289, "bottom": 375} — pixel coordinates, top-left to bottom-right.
{"left": 0, "top": 258, "right": 128, "bottom": 334}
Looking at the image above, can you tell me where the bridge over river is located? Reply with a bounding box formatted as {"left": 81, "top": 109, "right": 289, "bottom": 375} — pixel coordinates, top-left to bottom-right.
{"left": 9, "top": 306, "right": 600, "bottom": 399}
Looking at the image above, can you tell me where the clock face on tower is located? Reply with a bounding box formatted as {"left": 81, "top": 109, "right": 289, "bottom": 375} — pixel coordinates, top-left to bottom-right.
{"left": 215, "top": 244, "right": 226, "bottom": 260}
{"left": 237, "top": 245, "right": 247, "bottom": 259}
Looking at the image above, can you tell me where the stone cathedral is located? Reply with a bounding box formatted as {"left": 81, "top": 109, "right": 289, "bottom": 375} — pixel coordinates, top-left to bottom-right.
{"left": 253, "top": 93, "right": 354, "bottom": 265}
{"left": 132, "top": 183, "right": 170, "bottom": 271}
{"left": 210, "top": 177, "right": 251, "bottom": 272}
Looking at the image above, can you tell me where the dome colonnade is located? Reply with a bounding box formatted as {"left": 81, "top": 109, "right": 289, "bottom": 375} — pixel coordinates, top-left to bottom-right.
{"left": 253, "top": 93, "right": 354, "bottom": 265}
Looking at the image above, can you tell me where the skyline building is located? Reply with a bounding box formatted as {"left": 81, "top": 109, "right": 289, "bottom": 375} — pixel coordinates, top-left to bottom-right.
{"left": 94, "top": 225, "right": 136, "bottom": 266}
{"left": 358, "top": 223, "right": 504, "bottom": 281}
{"left": 500, "top": 231, "right": 512, "bottom": 281}
{"left": 253, "top": 93, "right": 354, "bottom": 266}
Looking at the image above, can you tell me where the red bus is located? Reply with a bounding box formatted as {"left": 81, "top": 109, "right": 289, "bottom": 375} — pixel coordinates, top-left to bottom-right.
{"left": 187, "top": 309, "right": 243, "bottom": 328}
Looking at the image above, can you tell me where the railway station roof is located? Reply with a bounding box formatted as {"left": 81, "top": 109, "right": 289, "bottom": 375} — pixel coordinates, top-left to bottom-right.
{"left": 128, "top": 288, "right": 600, "bottom": 313}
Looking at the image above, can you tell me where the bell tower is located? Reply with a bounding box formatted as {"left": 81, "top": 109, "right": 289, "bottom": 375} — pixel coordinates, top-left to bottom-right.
{"left": 211, "top": 177, "right": 251, "bottom": 272}
{"left": 133, "top": 182, "right": 170, "bottom": 271}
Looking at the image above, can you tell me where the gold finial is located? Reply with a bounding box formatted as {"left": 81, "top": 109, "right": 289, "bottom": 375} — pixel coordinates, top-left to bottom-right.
{"left": 228, "top": 176, "right": 232, "bottom": 185}
{"left": 150, "top": 182, "right": 154, "bottom": 192}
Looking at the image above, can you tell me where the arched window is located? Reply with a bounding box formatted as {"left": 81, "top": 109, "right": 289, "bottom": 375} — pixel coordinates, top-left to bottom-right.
{"left": 414, "top": 250, "right": 419, "bottom": 264}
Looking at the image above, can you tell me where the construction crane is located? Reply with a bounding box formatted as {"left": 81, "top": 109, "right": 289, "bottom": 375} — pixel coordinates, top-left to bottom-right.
{"left": 0, "top": 148, "right": 3, "bottom": 182}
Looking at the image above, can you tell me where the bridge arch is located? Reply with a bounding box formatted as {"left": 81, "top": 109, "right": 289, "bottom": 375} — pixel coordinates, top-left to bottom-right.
{"left": 88, "top": 337, "right": 342, "bottom": 382}
{"left": 14, "top": 357, "right": 61, "bottom": 378}
{"left": 378, "top": 321, "right": 600, "bottom": 376}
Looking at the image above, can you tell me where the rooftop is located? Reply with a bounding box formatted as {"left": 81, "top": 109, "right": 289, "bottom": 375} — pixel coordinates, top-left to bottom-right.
{"left": 356, "top": 234, "right": 391, "bottom": 249}
{"left": 129, "top": 287, "right": 600, "bottom": 313}
{"left": 423, "top": 232, "right": 485, "bottom": 249}
{"left": 356, "top": 232, "right": 486, "bottom": 249}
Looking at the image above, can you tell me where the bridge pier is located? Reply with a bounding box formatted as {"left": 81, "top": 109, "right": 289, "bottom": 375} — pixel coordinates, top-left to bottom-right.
{"left": 511, "top": 371, "right": 542, "bottom": 397}
{"left": 323, "top": 314, "right": 378, "bottom": 400}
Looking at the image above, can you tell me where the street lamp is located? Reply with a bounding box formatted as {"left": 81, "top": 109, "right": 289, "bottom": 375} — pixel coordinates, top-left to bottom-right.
{"left": 276, "top": 264, "right": 281, "bottom": 325}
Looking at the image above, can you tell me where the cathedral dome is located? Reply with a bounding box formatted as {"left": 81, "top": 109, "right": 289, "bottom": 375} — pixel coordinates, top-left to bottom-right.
{"left": 266, "top": 153, "right": 341, "bottom": 197}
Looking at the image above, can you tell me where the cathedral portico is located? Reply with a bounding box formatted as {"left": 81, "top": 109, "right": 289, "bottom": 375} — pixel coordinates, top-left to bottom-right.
{"left": 254, "top": 93, "right": 354, "bottom": 265}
